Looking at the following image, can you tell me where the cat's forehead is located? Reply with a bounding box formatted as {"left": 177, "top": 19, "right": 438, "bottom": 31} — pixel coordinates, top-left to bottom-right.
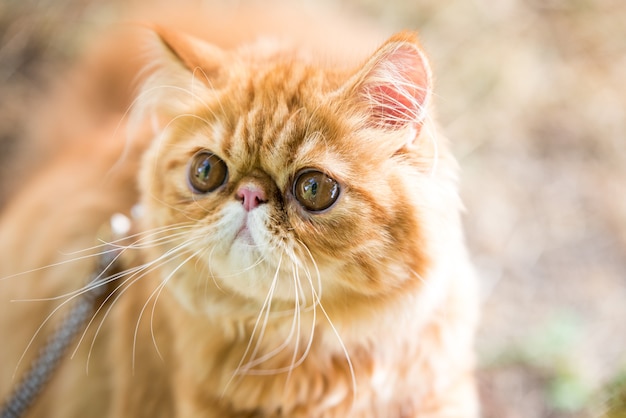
{"left": 235, "top": 57, "right": 329, "bottom": 113}
{"left": 208, "top": 61, "right": 349, "bottom": 178}
{"left": 224, "top": 104, "right": 346, "bottom": 183}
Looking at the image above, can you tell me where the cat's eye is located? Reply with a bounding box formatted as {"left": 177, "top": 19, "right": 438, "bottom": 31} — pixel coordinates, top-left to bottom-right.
{"left": 293, "top": 170, "right": 340, "bottom": 212}
{"left": 188, "top": 151, "right": 228, "bottom": 193}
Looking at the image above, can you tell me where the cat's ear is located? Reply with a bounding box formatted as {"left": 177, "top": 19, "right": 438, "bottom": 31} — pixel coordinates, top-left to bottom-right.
{"left": 152, "top": 25, "right": 227, "bottom": 79}
{"left": 344, "top": 31, "right": 432, "bottom": 134}
{"left": 135, "top": 26, "right": 228, "bottom": 118}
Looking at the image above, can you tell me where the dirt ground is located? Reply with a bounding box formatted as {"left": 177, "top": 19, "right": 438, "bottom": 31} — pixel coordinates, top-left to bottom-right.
{"left": 1, "top": 0, "right": 625, "bottom": 417}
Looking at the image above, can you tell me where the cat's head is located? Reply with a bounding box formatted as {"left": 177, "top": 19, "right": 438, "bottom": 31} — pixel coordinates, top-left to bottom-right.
{"left": 136, "top": 27, "right": 460, "bottom": 314}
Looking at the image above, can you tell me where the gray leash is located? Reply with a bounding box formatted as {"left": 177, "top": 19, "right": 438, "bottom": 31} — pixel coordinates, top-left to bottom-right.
{"left": 0, "top": 246, "right": 121, "bottom": 418}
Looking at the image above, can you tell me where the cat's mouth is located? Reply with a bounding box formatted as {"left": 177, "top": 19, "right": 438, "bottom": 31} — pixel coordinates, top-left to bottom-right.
{"left": 233, "top": 211, "right": 262, "bottom": 247}
{"left": 235, "top": 223, "right": 255, "bottom": 245}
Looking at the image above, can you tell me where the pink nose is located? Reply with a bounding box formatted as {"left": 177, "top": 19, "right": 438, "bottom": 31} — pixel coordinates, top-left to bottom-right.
{"left": 236, "top": 185, "right": 267, "bottom": 211}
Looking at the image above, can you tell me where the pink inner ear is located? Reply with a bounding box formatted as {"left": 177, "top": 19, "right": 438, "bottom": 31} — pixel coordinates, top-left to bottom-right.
{"left": 360, "top": 43, "right": 431, "bottom": 130}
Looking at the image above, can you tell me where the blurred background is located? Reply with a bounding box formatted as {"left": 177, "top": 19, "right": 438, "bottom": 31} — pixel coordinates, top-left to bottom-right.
{"left": 1, "top": 0, "right": 625, "bottom": 416}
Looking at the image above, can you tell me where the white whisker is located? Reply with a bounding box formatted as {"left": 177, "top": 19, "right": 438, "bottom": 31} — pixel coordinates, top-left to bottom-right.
{"left": 80, "top": 237, "right": 199, "bottom": 373}
{"left": 239, "top": 260, "right": 282, "bottom": 370}
{"left": 10, "top": 226, "right": 195, "bottom": 304}
{"left": 132, "top": 248, "right": 204, "bottom": 371}
{"left": 1, "top": 252, "right": 103, "bottom": 283}
{"left": 59, "top": 222, "right": 195, "bottom": 255}
{"left": 292, "top": 239, "right": 356, "bottom": 404}
{"left": 240, "top": 264, "right": 301, "bottom": 375}
{"left": 285, "top": 264, "right": 301, "bottom": 386}
{"left": 224, "top": 254, "right": 282, "bottom": 393}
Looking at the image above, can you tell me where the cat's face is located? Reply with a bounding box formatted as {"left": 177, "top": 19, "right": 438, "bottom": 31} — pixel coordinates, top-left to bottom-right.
{"left": 138, "top": 29, "right": 448, "bottom": 313}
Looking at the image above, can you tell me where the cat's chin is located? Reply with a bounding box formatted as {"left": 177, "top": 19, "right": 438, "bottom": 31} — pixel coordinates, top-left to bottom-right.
{"left": 208, "top": 255, "right": 307, "bottom": 304}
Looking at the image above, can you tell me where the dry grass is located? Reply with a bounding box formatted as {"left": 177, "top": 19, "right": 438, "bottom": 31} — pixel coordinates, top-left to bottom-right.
{"left": 1, "top": 0, "right": 625, "bottom": 416}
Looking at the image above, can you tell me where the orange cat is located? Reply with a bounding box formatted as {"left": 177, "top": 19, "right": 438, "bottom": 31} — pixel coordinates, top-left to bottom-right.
{"left": 0, "top": 3, "right": 478, "bottom": 417}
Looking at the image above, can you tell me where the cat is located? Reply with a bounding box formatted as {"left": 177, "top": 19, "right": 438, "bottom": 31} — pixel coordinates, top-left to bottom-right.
{"left": 0, "top": 3, "right": 479, "bottom": 417}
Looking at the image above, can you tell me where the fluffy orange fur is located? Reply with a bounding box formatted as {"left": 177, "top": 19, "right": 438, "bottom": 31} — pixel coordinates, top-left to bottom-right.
{"left": 0, "top": 3, "right": 478, "bottom": 417}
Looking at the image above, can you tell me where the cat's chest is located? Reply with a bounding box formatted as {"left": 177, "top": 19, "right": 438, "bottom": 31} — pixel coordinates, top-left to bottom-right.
{"left": 158, "top": 311, "right": 420, "bottom": 417}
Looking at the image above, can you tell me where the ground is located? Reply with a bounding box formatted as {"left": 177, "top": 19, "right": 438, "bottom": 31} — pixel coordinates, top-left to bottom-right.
{"left": 1, "top": 0, "right": 625, "bottom": 417}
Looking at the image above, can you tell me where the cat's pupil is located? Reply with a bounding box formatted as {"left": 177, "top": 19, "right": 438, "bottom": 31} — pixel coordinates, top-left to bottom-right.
{"left": 198, "top": 161, "right": 210, "bottom": 179}
{"left": 303, "top": 179, "right": 318, "bottom": 198}
{"left": 294, "top": 170, "right": 340, "bottom": 212}
{"left": 188, "top": 151, "right": 228, "bottom": 193}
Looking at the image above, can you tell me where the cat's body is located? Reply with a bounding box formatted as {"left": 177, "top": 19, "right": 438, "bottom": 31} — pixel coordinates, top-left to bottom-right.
{"left": 0, "top": 3, "right": 478, "bottom": 417}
